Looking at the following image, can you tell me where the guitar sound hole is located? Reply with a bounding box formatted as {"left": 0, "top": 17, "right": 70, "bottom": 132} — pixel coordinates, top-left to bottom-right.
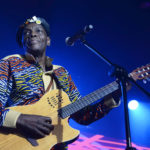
{"left": 47, "top": 96, "right": 63, "bottom": 108}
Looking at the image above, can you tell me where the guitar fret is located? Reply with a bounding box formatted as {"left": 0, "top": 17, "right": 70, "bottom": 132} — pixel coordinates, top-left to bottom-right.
{"left": 59, "top": 81, "right": 119, "bottom": 119}
{"left": 64, "top": 100, "right": 82, "bottom": 116}
{"left": 59, "top": 108, "right": 68, "bottom": 118}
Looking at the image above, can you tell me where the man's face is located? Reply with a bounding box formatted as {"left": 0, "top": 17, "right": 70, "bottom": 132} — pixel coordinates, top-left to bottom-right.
{"left": 22, "top": 23, "right": 50, "bottom": 55}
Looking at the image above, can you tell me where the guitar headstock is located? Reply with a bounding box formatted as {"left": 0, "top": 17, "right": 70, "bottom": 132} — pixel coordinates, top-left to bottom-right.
{"left": 130, "top": 64, "right": 150, "bottom": 82}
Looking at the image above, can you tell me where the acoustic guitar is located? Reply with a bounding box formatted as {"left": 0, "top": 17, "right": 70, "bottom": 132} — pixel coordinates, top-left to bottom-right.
{"left": 0, "top": 64, "right": 149, "bottom": 150}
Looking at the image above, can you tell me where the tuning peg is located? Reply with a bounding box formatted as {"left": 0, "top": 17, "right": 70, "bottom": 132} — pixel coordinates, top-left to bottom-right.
{"left": 143, "top": 79, "right": 147, "bottom": 84}
{"left": 143, "top": 77, "right": 150, "bottom": 84}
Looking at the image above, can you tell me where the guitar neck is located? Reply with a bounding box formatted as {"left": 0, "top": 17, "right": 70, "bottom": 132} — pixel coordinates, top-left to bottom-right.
{"left": 59, "top": 81, "right": 119, "bottom": 119}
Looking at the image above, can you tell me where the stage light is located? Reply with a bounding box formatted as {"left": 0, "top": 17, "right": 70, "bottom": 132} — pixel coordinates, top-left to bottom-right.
{"left": 128, "top": 100, "right": 139, "bottom": 110}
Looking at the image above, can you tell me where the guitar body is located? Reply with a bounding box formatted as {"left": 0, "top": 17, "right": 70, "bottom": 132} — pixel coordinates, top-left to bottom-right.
{"left": 0, "top": 89, "right": 80, "bottom": 150}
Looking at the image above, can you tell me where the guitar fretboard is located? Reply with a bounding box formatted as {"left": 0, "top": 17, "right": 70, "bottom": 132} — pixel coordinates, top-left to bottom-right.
{"left": 59, "top": 81, "right": 119, "bottom": 119}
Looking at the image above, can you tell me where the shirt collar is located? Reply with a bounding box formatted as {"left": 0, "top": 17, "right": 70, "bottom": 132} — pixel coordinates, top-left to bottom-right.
{"left": 24, "top": 52, "right": 53, "bottom": 71}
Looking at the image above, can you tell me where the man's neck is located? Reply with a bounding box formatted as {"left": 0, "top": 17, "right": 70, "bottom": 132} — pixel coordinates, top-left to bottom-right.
{"left": 27, "top": 50, "right": 46, "bottom": 71}
{"left": 35, "top": 54, "right": 46, "bottom": 71}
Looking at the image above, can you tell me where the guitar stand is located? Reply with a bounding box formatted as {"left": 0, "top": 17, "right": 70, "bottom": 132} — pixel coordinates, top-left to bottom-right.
{"left": 77, "top": 37, "right": 150, "bottom": 150}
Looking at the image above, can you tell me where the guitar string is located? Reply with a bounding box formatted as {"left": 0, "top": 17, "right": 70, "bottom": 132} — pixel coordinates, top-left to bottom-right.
{"left": 69, "top": 81, "right": 119, "bottom": 116}
{"left": 59, "top": 81, "right": 119, "bottom": 118}
{"left": 60, "top": 81, "right": 119, "bottom": 118}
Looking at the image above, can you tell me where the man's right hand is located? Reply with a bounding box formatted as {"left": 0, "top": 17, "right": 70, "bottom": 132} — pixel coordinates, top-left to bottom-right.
{"left": 16, "top": 114, "right": 54, "bottom": 139}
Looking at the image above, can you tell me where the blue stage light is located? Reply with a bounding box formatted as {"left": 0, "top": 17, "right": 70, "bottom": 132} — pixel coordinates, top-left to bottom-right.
{"left": 128, "top": 100, "right": 139, "bottom": 110}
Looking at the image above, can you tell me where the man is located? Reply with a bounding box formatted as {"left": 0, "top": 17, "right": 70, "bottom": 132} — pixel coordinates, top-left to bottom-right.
{"left": 0, "top": 16, "right": 120, "bottom": 150}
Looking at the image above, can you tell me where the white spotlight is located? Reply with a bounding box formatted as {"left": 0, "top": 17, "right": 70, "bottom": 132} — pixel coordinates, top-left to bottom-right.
{"left": 128, "top": 100, "right": 139, "bottom": 110}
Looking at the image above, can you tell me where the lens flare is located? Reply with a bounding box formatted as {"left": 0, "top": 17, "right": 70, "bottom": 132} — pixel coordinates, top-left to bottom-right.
{"left": 128, "top": 100, "right": 139, "bottom": 110}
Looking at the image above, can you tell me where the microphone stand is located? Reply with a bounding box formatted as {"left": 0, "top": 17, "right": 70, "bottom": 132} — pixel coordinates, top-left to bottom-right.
{"left": 78, "top": 37, "right": 150, "bottom": 150}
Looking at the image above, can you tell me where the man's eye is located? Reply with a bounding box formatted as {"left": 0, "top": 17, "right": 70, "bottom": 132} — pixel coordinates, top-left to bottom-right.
{"left": 37, "top": 29, "right": 43, "bottom": 33}
{"left": 24, "top": 31, "right": 30, "bottom": 36}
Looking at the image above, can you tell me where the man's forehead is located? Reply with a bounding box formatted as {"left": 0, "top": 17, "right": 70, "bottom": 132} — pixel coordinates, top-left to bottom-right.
{"left": 24, "top": 23, "right": 45, "bottom": 30}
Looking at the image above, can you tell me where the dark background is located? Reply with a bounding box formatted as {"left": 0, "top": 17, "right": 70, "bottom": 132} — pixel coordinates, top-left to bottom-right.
{"left": 0, "top": 0, "right": 150, "bottom": 148}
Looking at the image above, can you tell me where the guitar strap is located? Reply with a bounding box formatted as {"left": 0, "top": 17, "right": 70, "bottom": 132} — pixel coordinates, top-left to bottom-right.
{"left": 45, "top": 74, "right": 54, "bottom": 93}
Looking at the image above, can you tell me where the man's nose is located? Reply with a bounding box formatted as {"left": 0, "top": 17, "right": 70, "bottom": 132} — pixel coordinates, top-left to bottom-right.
{"left": 31, "top": 31, "right": 37, "bottom": 37}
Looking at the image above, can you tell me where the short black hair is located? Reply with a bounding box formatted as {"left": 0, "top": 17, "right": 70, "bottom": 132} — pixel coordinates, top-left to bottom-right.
{"left": 16, "top": 16, "right": 50, "bottom": 48}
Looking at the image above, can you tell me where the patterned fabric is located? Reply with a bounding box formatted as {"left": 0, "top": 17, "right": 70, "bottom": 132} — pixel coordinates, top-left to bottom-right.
{"left": 53, "top": 67, "right": 81, "bottom": 102}
{"left": 0, "top": 54, "right": 110, "bottom": 150}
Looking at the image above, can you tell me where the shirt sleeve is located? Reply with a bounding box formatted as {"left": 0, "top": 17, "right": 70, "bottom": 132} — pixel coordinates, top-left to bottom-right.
{"left": 0, "top": 59, "right": 13, "bottom": 126}
{"left": 71, "top": 99, "right": 111, "bottom": 125}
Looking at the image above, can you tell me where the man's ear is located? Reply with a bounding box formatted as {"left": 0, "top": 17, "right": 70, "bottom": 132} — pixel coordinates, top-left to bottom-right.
{"left": 47, "top": 37, "right": 51, "bottom": 46}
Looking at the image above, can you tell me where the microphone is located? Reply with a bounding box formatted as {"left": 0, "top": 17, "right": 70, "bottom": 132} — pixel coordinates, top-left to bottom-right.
{"left": 65, "top": 25, "right": 93, "bottom": 46}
